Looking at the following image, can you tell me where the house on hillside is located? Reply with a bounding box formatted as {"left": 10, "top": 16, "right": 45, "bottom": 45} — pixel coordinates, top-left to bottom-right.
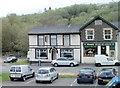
{"left": 28, "top": 16, "right": 120, "bottom": 64}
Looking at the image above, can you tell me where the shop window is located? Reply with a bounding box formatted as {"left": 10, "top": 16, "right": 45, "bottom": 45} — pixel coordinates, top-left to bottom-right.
{"left": 36, "top": 49, "right": 47, "bottom": 59}
{"left": 110, "top": 46, "right": 115, "bottom": 50}
{"left": 103, "top": 29, "right": 112, "bottom": 40}
{"left": 86, "top": 29, "right": 94, "bottom": 40}
{"left": 61, "top": 49, "right": 74, "bottom": 59}
{"left": 84, "top": 46, "right": 97, "bottom": 57}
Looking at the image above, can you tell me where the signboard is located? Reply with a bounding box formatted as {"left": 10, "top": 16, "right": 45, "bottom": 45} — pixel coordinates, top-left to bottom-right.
{"left": 83, "top": 43, "right": 115, "bottom": 46}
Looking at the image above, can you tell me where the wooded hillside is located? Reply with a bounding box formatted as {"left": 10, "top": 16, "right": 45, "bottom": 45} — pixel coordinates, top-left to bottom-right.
{"left": 2, "top": 2, "right": 119, "bottom": 56}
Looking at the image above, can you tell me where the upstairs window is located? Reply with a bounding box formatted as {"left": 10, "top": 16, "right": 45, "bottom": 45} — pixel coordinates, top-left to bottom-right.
{"left": 50, "top": 35, "right": 57, "bottom": 45}
{"left": 86, "top": 29, "right": 94, "bottom": 40}
{"left": 95, "top": 20, "right": 102, "bottom": 25}
{"left": 38, "top": 35, "right": 44, "bottom": 45}
{"left": 103, "top": 29, "right": 112, "bottom": 40}
{"left": 63, "top": 35, "right": 70, "bottom": 46}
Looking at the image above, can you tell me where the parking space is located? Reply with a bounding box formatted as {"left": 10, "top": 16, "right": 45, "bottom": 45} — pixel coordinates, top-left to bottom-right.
{"left": 2, "top": 78, "right": 105, "bottom": 87}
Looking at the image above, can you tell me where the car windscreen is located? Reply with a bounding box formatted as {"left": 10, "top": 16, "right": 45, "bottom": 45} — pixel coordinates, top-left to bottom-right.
{"left": 100, "top": 71, "right": 114, "bottom": 76}
{"left": 10, "top": 67, "right": 21, "bottom": 72}
{"left": 7, "top": 57, "right": 12, "bottom": 61}
{"left": 79, "top": 70, "right": 93, "bottom": 74}
{"left": 38, "top": 70, "right": 49, "bottom": 74}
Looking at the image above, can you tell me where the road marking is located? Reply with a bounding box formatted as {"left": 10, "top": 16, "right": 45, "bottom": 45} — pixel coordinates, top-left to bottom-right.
{"left": 70, "top": 78, "right": 76, "bottom": 86}
{"left": 25, "top": 79, "right": 35, "bottom": 84}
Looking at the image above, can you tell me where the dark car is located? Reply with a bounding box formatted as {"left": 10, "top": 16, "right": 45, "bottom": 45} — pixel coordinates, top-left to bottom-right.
{"left": 77, "top": 68, "right": 96, "bottom": 84}
{"left": 4, "top": 56, "right": 18, "bottom": 63}
{"left": 98, "top": 68, "right": 117, "bottom": 85}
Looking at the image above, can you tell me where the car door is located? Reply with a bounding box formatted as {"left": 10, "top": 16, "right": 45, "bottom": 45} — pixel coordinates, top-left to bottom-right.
{"left": 107, "top": 58, "right": 115, "bottom": 65}
{"left": 57, "top": 58, "right": 67, "bottom": 65}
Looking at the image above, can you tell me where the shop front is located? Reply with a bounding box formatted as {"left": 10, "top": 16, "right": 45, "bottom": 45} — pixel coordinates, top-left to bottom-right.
{"left": 81, "top": 42, "right": 117, "bottom": 63}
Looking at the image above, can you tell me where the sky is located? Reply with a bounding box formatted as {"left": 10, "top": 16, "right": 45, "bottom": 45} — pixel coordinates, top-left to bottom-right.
{"left": 0, "top": 0, "right": 119, "bottom": 17}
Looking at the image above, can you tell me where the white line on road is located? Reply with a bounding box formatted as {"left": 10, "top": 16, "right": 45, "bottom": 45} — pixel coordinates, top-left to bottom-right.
{"left": 25, "top": 79, "right": 35, "bottom": 84}
{"left": 70, "top": 78, "right": 76, "bottom": 86}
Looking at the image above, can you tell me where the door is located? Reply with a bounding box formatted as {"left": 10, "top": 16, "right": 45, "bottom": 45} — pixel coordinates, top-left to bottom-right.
{"left": 107, "top": 58, "right": 115, "bottom": 65}
{"left": 52, "top": 49, "right": 57, "bottom": 60}
{"left": 101, "top": 46, "right": 106, "bottom": 55}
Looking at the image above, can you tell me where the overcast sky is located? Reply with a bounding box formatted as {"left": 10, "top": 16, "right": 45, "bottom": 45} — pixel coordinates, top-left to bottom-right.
{"left": 0, "top": 0, "right": 119, "bottom": 17}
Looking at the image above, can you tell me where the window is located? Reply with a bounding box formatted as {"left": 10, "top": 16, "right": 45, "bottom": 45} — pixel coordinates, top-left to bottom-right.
{"left": 84, "top": 46, "right": 97, "bottom": 57}
{"left": 38, "top": 35, "right": 44, "bottom": 45}
{"left": 63, "top": 35, "right": 70, "bottom": 45}
{"left": 95, "top": 20, "right": 102, "bottom": 25}
{"left": 50, "top": 35, "right": 57, "bottom": 45}
{"left": 103, "top": 29, "right": 112, "bottom": 40}
{"left": 61, "top": 49, "right": 74, "bottom": 58}
{"left": 86, "top": 29, "right": 94, "bottom": 40}
{"left": 36, "top": 49, "right": 47, "bottom": 59}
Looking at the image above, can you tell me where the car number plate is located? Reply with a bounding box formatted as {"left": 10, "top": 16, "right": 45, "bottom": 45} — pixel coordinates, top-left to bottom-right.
{"left": 40, "top": 76, "right": 44, "bottom": 78}
{"left": 103, "top": 80, "right": 109, "bottom": 82}
{"left": 82, "top": 76, "right": 87, "bottom": 78}
{"left": 11, "top": 75, "right": 16, "bottom": 77}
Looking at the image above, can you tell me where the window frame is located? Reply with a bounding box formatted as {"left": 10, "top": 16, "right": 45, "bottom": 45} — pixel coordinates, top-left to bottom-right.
{"left": 103, "top": 28, "right": 112, "bottom": 40}
{"left": 85, "top": 29, "right": 94, "bottom": 40}
{"left": 35, "top": 48, "right": 48, "bottom": 59}
{"left": 63, "top": 35, "right": 70, "bottom": 46}
{"left": 38, "top": 35, "right": 44, "bottom": 45}
{"left": 60, "top": 49, "right": 74, "bottom": 58}
{"left": 50, "top": 35, "right": 57, "bottom": 45}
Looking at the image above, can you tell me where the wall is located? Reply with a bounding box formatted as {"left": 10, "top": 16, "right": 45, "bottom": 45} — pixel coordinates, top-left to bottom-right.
{"left": 29, "top": 35, "right": 37, "bottom": 45}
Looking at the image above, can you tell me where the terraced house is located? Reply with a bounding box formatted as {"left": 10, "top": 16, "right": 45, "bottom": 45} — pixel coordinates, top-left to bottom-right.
{"left": 28, "top": 16, "right": 120, "bottom": 64}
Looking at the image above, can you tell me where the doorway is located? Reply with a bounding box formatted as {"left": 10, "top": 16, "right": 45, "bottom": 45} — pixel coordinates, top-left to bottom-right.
{"left": 101, "top": 46, "right": 106, "bottom": 55}
{"left": 52, "top": 49, "right": 57, "bottom": 60}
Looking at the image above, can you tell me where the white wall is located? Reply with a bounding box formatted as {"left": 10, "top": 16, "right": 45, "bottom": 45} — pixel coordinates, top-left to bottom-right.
{"left": 74, "top": 49, "right": 80, "bottom": 62}
{"left": 57, "top": 35, "right": 63, "bottom": 45}
{"left": 70, "top": 34, "right": 80, "bottom": 45}
{"left": 29, "top": 35, "right": 37, "bottom": 45}
{"left": 29, "top": 49, "right": 35, "bottom": 61}
{"left": 45, "top": 35, "right": 50, "bottom": 45}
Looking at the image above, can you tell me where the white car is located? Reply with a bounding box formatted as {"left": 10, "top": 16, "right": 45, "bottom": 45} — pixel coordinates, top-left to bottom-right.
{"left": 51, "top": 57, "right": 79, "bottom": 67}
{"left": 35, "top": 67, "right": 58, "bottom": 83}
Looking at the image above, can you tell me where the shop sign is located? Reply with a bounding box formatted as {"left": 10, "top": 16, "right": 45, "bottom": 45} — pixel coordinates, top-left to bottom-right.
{"left": 83, "top": 43, "right": 115, "bottom": 46}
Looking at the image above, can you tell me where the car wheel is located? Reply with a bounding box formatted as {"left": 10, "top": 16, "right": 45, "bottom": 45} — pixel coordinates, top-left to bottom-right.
{"left": 115, "top": 63, "right": 119, "bottom": 66}
{"left": 98, "top": 80, "right": 101, "bottom": 85}
{"left": 70, "top": 63, "right": 74, "bottom": 67}
{"left": 36, "top": 80, "right": 39, "bottom": 83}
{"left": 77, "top": 80, "right": 80, "bottom": 84}
{"left": 91, "top": 80, "right": 94, "bottom": 84}
{"left": 22, "top": 77, "right": 26, "bottom": 81}
{"left": 50, "top": 78, "right": 53, "bottom": 83}
{"left": 97, "top": 63, "right": 101, "bottom": 67}
{"left": 32, "top": 72, "right": 35, "bottom": 77}
{"left": 56, "top": 74, "right": 59, "bottom": 79}
{"left": 54, "top": 63, "right": 58, "bottom": 67}
{"left": 10, "top": 78, "right": 14, "bottom": 81}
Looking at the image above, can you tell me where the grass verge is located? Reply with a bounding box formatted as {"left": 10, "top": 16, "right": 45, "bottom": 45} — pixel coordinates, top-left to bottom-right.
{"left": 59, "top": 75, "right": 76, "bottom": 78}
{"left": 10, "top": 60, "right": 29, "bottom": 65}
{"left": 1, "top": 73, "right": 10, "bottom": 82}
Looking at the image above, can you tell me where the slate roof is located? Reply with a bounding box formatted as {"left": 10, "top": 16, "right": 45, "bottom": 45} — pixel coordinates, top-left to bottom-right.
{"left": 28, "top": 16, "right": 120, "bottom": 35}
{"left": 28, "top": 25, "right": 83, "bottom": 35}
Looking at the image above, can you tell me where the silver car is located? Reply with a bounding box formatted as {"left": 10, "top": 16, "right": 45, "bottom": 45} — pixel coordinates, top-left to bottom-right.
{"left": 51, "top": 57, "right": 79, "bottom": 67}
{"left": 35, "top": 67, "right": 58, "bottom": 83}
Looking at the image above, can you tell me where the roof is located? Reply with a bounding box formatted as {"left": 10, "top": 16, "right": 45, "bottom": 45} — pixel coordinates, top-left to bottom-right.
{"left": 28, "top": 16, "right": 120, "bottom": 35}
{"left": 28, "top": 25, "right": 83, "bottom": 35}
{"left": 80, "top": 16, "right": 119, "bottom": 31}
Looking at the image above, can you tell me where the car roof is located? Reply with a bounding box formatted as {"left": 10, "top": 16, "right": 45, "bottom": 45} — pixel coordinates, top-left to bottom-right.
{"left": 80, "top": 68, "right": 94, "bottom": 71}
{"left": 11, "top": 65, "right": 29, "bottom": 67}
{"left": 38, "top": 67, "right": 53, "bottom": 70}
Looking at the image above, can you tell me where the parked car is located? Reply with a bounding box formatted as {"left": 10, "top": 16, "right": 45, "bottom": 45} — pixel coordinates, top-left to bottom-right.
{"left": 77, "top": 68, "right": 96, "bottom": 84}
{"left": 95, "top": 55, "right": 120, "bottom": 67}
{"left": 106, "top": 76, "right": 120, "bottom": 88}
{"left": 51, "top": 57, "right": 79, "bottom": 67}
{"left": 4, "top": 56, "right": 18, "bottom": 63}
{"left": 35, "top": 67, "right": 58, "bottom": 83}
{"left": 98, "top": 68, "right": 117, "bottom": 85}
{"left": 9, "top": 65, "right": 35, "bottom": 81}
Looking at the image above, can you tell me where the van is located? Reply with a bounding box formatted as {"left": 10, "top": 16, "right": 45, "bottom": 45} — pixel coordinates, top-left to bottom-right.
{"left": 9, "top": 65, "right": 35, "bottom": 81}
{"left": 95, "top": 55, "right": 120, "bottom": 67}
